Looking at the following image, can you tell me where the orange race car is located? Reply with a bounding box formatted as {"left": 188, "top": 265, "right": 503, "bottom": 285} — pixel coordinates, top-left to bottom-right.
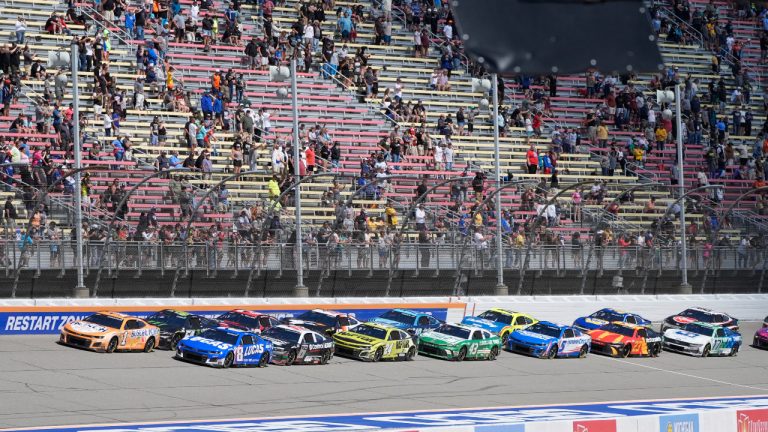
{"left": 588, "top": 322, "right": 662, "bottom": 358}
{"left": 59, "top": 311, "right": 160, "bottom": 353}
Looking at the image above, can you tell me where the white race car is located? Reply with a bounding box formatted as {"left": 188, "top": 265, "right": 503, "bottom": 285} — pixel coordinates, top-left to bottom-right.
{"left": 662, "top": 322, "right": 742, "bottom": 357}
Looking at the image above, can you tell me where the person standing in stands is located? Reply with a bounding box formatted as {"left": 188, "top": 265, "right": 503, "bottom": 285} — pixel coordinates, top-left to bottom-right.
{"left": 526, "top": 146, "right": 538, "bottom": 174}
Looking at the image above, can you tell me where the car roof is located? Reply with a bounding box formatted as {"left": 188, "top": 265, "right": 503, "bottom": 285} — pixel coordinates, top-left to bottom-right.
{"left": 213, "top": 326, "right": 250, "bottom": 336}
{"left": 159, "top": 309, "right": 190, "bottom": 317}
{"left": 228, "top": 309, "right": 266, "bottom": 317}
{"left": 360, "top": 322, "right": 395, "bottom": 331}
{"left": 95, "top": 311, "right": 130, "bottom": 319}
{"left": 310, "top": 309, "right": 347, "bottom": 316}
{"left": 606, "top": 321, "right": 641, "bottom": 330}
{"left": 535, "top": 320, "right": 567, "bottom": 330}
{"left": 275, "top": 324, "right": 309, "bottom": 334}
{"left": 596, "top": 307, "right": 627, "bottom": 315}
{"left": 391, "top": 308, "right": 421, "bottom": 316}
{"left": 487, "top": 308, "right": 521, "bottom": 316}
{"left": 444, "top": 322, "right": 484, "bottom": 332}
{"left": 682, "top": 307, "right": 714, "bottom": 313}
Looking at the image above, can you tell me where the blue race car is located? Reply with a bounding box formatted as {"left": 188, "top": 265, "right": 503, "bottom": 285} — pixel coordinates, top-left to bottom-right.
{"left": 572, "top": 308, "right": 652, "bottom": 333}
{"left": 175, "top": 327, "right": 273, "bottom": 368}
{"left": 368, "top": 309, "right": 443, "bottom": 335}
{"left": 507, "top": 321, "right": 591, "bottom": 359}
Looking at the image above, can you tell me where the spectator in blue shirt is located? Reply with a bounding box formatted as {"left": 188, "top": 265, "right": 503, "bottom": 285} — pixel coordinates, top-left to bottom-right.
{"left": 337, "top": 12, "right": 353, "bottom": 43}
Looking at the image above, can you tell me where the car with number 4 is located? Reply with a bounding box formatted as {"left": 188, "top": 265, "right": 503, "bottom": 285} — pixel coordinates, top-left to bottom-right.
{"left": 146, "top": 309, "right": 220, "bottom": 350}
{"left": 460, "top": 309, "right": 538, "bottom": 343}
{"left": 175, "top": 327, "right": 273, "bottom": 368}
{"left": 261, "top": 325, "right": 335, "bottom": 365}
{"left": 59, "top": 312, "right": 160, "bottom": 353}
{"left": 418, "top": 323, "right": 501, "bottom": 361}
{"left": 662, "top": 322, "right": 742, "bottom": 357}
{"left": 368, "top": 309, "right": 443, "bottom": 335}
{"left": 573, "top": 308, "right": 652, "bottom": 333}
{"left": 333, "top": 322, "right": 417, "bottom": 362}
{"left": 588, "top": 322, "right": 662, "bottom": 357}
{"left": 507, "top": 321, "right": 591, "bottom": 359}
{"left": 661, "top": 307, "right": 739, "bottom": 332}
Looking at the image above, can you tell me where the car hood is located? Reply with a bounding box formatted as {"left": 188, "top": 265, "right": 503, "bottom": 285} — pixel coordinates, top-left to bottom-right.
{"left": 574, "top": 317, "right": 608, "bottom": 330}
{"left": 420, "top": 332, "right": 464, "bottom": 346}
{"left": 218, "top": 320, "right": 257, "bottom": 332}
{"left": 589, "top": 330, "right": 629, "bottom": 344}
{"left": 179, "top": 336, "right": 230, "bottom": 353}
{"left": 66, "top": 321, "right": 113, "bottom": 335}
{"left": 333, "top": 332, "right": 380, "bottom": 347}
{"left": 261, "top": 337, "right": 294, "bottom": 349}
{"left": 368, "top": 318, "right": 409, "bottom": 329}
{"left": 460, "top": 316, "right": 503, "bottom": 332}
{"left": 511, "top": 330, "right": 557, "bottom": 345}
{"left": 664, "top": 329, "right": 710, "bottom": 344}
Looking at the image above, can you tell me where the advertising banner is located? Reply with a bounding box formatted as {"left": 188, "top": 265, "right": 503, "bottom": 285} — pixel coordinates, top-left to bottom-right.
{"left": 572, "top": 419, "right": 616, "bottom": 432}
{"left": 737, "top": 409, "right": 768, "bottom": 432}
{"left": 660, "top": 413, "right": 699, "bottom": 432}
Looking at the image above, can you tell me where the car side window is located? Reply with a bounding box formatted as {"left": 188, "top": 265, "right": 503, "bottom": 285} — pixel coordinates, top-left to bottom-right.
{"left": 301, "top": 333, "right": 314, "bottom": 344}
{"left": 241, "top": 335, "right": 254, "bottom": 345}
{"left": 716, "top": 328, "right": 725, "bottom": 337}
{"left": 428, "top": 316, "right": 440, "bottom": 326}
{"left": 388, "top": 330, "right": 401, "bottom": 341}
{"left": 471, "top": 331, "right": 483, "bottom": 340}
{"left": 524, "top": 317, "right": 534, "bottom": 325}
{"left": 563, "top": 329, "right": 575, "bottom": 338}
{"left": 637, "top": 328, "right": 647, "bottom": 338}
{"left": 399, "top": 330, "right": 410, "bottom": 340}
{"left": 189, "top": 316, "right": 201, "bottom": 328}
{"left": 626, "top": 316, "right": 637, "bottom": 324}
{"left": 269, "top": 317, "right": 280, "bottom": 327}
{"left": 515, "top": 316, "right": 527, "bottom": 325}
{"left": 125, "top": 320, "right": 142, "bottom": 330}
{"left": 417, "top": 316, "right": 430, "bottom": 326}
{"left": 482, "top": 330, "right": 492, "bottom": 339}
{"left": 259, "top": 317, "right": 271, "bottom": 327}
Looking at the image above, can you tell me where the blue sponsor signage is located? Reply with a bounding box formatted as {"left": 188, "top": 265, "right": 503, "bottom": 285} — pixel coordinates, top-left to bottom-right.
{"left": 476, "top": 425, "right": 525, "bottom": 432}
{"left": 660, "top": 413, "right": 699, "bottom": 432}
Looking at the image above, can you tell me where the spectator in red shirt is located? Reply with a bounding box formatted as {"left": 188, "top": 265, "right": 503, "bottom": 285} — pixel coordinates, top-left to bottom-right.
{"left": 305, "top": 144, "right": 315, "bottom": 174}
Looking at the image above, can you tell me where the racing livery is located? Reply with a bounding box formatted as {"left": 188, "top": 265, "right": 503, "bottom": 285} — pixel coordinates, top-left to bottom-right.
{"left": 368, "top": 309, "right": 442, "bottom": 335}
{"left": 753, "top": 327, "right": 768, "bottom": 349}
{"left": 764, "top": 315, "right": 768, "bottom": 328}
{"left": 261, "top": 325, "right": 334, "bottom": 365}
{"left": 333, "top": 322, "right": 416, "bottom": 362}
{"left": 282, "top": 309, "right": 360, "bottom": 335}
{"left": 59, "top": 312, "right": 159, "bottom": 353}
{"left": 588, "top": 322, "right": 662, "bottom": 357}
{"left": 460, "top": 308, "right": 537, "bottom": 343}
{"left": 418, "top": 323, "right": 501, "bottom": 361}
{"left": 572, "top": 308, "right": 652, "bottom": 332}
{"left": 662, "top": 322, "right": 742, "bottom": 357}
{"left": 507, "top": 321, "right": 591, "bottom": 359}
{"left": 146, "top": 309, "right": 219, "bottom": 350}
{"left": 175, "top": 327, "right": 273, "bottom": 368}
{"left": 661, "top": 307, "right": 739, "bottom": 332}
{"left": 217, "top": 309, "right": 280, "bottom": 333}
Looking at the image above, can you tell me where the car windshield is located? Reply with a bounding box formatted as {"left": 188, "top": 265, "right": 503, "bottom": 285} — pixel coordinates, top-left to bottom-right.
{"left": 600, "top": 323, "right": 635, "bottom": 337}
{"left": 262, "top": 327, "right": 302, "bottom": 343}
{"left": 591, "top": 310, "right": 624, "bottom": 322}
{"left": 683, "top": 323, "right": 714, "bottom": 336}
{"left": 378, "top": 310, "right": 415, "bottom": 325}
{"left": 477, "top": 310, "right": 513, "bottom": 324}
{"left": 351, "top": 324, "right": 387, "bottom": 340}
{"left": 218, "top": 312, "right": 260, "bottom": 329}
{"left": 679, "top": 309, "right": 715, "bottom": 322}
{"left": 84, "top": 314, "right": 124, "bottom": 329}
{"left": 526, "top": 323, "right": 562, "bottom": 338}
{"left": 435, "top": 325, "right": 471, "bottom": 339}
{"left": 146, "top": 310, "right": 187, "bottom": 328}
{"left": 296, "top": 310, "right": 338, "bottom": 326}
{"left": 198, "top": 329, "right": 239, "bottom": 345}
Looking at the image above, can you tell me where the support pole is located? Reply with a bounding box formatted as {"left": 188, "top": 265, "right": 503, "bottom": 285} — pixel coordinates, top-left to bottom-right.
{"left": 291, "top": 57, "right": 307, "bottom": 297}
{"left": 71, "top": 41, "right": 88, "bottom": 298}
{"left": 492, "top": 73, "right": 506, "bottom": 295}
{"left": 674, "top": 84, "right": 691, "bottom": 293}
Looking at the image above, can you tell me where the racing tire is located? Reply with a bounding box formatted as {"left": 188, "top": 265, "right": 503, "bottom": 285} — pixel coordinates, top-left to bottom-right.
{"left": 143, "top": 337, "right": 155, "bottom": 353}
{"left": 701, "top": 344, "right": 711, "bottom": 358}
{"left": 620, "top": 344, "right": 631, "bottom": 358}
{"left": 729, "top": 344, "right": 740, "bottom": 357}
{"left": 405, "top": 347, "right": 416, "bottom": 361}
{"left": 546, "top": 345, "right": 558, "bottom": 359}
{"left": 106, "top": 337, "right": 118, "bottom": 353}
{"left": 500, "top": 331, "right": 510, "bottom": 345}
{"left": 258, "top": 352, "right": 270, "bottom": 368}
{"left": 223, "top": 352, "right": 234, "bottom": 368}
{"left": 320, "top": 350, "right": 331, "bottom": 365}
{"left": 650, "top": 344, "right": 661, "bottom": 357}
{"left": 488, "top": 346, "right": 500, "bottom": 361}
{"left": 286, "top": 350, "right": 297, "bottom": 366}
{"left": 579, "top": 345, "right": 588, "bottom": 358}
{"left": 170, "top": 334, "right": 183, "bottom": 350}
{"left": 372, "top": 347, "right": 384, "bottom": 362}
{"left": 456, "top": 346, "right": 467, "bottom": 362}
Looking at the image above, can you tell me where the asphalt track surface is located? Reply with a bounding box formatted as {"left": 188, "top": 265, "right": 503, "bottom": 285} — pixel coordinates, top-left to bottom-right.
{"left": 1, "top": 322, "right": 767, "bottom": 430}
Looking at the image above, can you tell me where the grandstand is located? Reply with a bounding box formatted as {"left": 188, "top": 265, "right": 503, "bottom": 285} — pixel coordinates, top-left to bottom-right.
{"left": 0, "top": 0, "right": 767, "bottom": 296}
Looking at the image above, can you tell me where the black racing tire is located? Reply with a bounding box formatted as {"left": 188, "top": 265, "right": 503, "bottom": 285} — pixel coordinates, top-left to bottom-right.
{"left": 729, "top": 344, "right": 740, "bottom": 357}
{"left": 286, "top": 350, "right": 297, "bottom": 366}
{"left": 258, "top": 352, "right": 270, "bottom": 368}
{"left": 650, "top": 344, "right": 661, "bottom": 357}
{"left": 405, "top": 346, "right": 416, "bottom": 361}
{"left": 456, "top": 346, "right": 467, "bottom": 362}
{"left": 143, "top": 337, "right": 155, "bottom": 353}
{"left": 106, "top": 337, "right": 118, "bottom": 353}
{"left": 702, "top": 344, "right": 711, "bottom": 358}
{"left": 500, "top": 331, "right": 510, "bottom": 345}
{"left": 620, "top": 344, "right": 631, "bottom": 358}
{"left": 489, "top": 345, "right": 500, "bottom": 361}
{"left": 579, "top": 344, "right": 588, "bottom": 358}
{"left": 320, "top": 350, "right": 331, "bottom": 365}
{"left": 546, "top": 344, "right": 558, "bottom": 359}
{"left": 223, "top": 352, "right": 234, "bottom": 368}
{"left": 170, "top": 334, "right": 183, "bottom": 350}
{"left": 373, "top": 347, "right": 384, "bottom": 362}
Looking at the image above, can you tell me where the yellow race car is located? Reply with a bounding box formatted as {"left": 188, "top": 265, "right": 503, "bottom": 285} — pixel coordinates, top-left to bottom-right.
{"left": 333, "top": 322, "right": 417, "bottom": 362}
{"left": 460, "top": 308, "right": 538, "bottom": 343}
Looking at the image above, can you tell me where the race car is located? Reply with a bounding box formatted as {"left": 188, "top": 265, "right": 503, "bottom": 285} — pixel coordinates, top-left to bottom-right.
{"left": 507, "top": 321, "right": 591, "bottom": 359}
{"left": 418, "top": 323, "right": 501, "bottom": 361}
{"left": 175, "top": 327, "right": 273, "bottom": 368}
{"left": 753, "top": 326, "right": 768, "bottom": 350}
{"left": 261, "top": 325, "right": 334, "bottom": 365}
{"left": 460, "top": 308, "right": 538, "bottom": 343}
{"left": 368, "top": 309, "right": 443, "bottom": 335}
{"left": 662, "top": 322, "right": 742, "bottom": 357}
{"left": 587, "top": 322, "right": 662, "bottom": 357}
{"left": 216, "top": 309, "right": 280, "bottom": 333}
{"left": 660, "top": 307, "right": 739, "bottom": 332}
{"left": 332, "top": 322, "right": 417, "bottom": 362}
{"left": 59, "top": 311, "right": 159, "bottom": 353}
{"left": 282, "top": 309, "right": 361, "bottom": 335}
{"left": 763, "top": 315, "right": 768, "bottom": 328}
{"left": 146, "top": 309, "right": 220, "bottom": 350}
{"left": 572, "top": 308, "right": 652, "bottom": 332}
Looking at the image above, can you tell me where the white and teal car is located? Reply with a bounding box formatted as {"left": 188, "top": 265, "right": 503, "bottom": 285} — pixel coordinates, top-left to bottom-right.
{"left": 662, "top": 322, "right": 742, "bottom": 357}
{"left": 418, "top": 323, "right": 501, "bottom": 361}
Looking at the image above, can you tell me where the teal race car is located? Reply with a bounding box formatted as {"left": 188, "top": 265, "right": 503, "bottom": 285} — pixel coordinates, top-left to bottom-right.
{"left": 418, "top": 323, "right": 501, "bottom": 361}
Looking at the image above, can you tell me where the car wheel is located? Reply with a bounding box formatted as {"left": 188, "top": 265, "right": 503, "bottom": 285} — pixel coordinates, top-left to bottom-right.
{"left": 546, "top": 345, "right": 558, "bottom": 359}
{"left": 320, "top": 350, "right": 331, "bottom": 365}
{"left": 650, "top": 344, "right": 661, "bottom": 357}
{"left": 286, "top": 350, "right": 297, "bottom": 366}
{"left": 405, "top": 346, "right": 416, "bottom": 361}
{"left": 489, "top": 346, "right": 499, "bottom": 361}
{"left": 171, "top": 334, "right": 183, "bottom": 350}
{"left": 142, "top": 337, "right": 155, "bottom": 353}
{"left": 702, "top": 344, "right": 711, "bottom": 358}
{"left": 373, "top": 347, "right": 384, "bottom": 362}
{"left": 729, "top": 344, "right": 740, "bottom": 357}
{"left": 223, "top": 352, "right": 234, "bottom": 368}
{"left": 456, "top": 346, "right": 467, "bottom": 362}
{"left": 579, "top": 344, "right": 588, "bottom": 358}
{"left": 500, "top": 331, "right": 510, "bottom": 345}
{"left": 258, "top": 352, "right": 270, "bottom": 368}
{"left": 621, "top": 344, "right": 631, "bottom": 358}
{"left": 106, "top": 337, "right": 118, "bottom": 353}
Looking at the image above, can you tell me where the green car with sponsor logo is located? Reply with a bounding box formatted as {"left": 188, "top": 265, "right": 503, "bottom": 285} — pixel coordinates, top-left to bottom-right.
{"left": 418, "top": 323, "right": 501, "bottom": 361}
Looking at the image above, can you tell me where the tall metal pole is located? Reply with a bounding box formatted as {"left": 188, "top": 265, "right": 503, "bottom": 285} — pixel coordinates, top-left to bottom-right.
{"left": 291, "top": 57, "right": 307, "bottom": 297}
{"left": 492, "top": 73, "right": 507, "bottom": 295}
{"left": 71, "top": 42, "right": 88, "bottom": 298}
{"left": 675, "top": 83, "right": 691, "bottom": 292}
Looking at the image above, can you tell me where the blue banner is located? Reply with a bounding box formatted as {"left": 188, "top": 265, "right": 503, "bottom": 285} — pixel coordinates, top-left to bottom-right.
{"left": 659, "top": 413, "right": 699, "bottom": 432}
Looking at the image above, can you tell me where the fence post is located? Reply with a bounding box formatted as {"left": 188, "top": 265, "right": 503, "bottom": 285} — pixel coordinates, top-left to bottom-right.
{"left": 435, "top": 243, "right": 440, "bottom": 277}
{"left": 278, "top": 244, "right": 284, "bottom": 278}
{"left": 136, "top": 242, "right": 143, "bottom": 279}
{"left": 35, "top": 241, "right": 41, "bottom": 279}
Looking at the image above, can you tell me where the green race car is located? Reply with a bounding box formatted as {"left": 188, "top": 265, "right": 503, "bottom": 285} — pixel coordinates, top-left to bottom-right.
{"left": 333, "top": 322, "right": 417, "bottom": 362}
{"left": 418, "top": 323, "right": 501, "bottom": 361}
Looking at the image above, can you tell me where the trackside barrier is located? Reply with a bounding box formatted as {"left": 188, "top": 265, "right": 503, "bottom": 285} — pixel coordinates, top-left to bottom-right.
{"left": 0, "top": 294, "right": 766, "bottom": 335}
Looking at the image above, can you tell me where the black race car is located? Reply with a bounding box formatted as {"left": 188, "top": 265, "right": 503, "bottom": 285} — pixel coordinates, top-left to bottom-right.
{"left": 660, "top": 307, "right": 739, "bottom": 332}
{"left": 145, "top": 309, "right": 220, "bottom": 349}
{"left": 261, "top": 325, "right": 334, "bottom": 365}
{"left": 280, "top": 309, "right": 361, "bottom": 336}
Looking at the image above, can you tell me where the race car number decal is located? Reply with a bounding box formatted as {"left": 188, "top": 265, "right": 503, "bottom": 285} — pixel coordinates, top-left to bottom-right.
{"left": 235, "top": 346, "right": 243, "bottom": 362}
{"left": 384, "top": 344, "right": 394, "bottom": 355}
{"left": 469, "top": 343, "right": 479, "bottom": 355}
